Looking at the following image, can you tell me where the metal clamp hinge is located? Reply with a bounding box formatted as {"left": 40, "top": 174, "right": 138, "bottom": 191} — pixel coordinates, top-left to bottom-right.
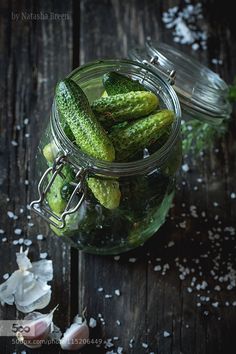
{"left": 142, "top": 55, "right": 176, "bottom": 85}
{"left": 30, "top": 155, "right": 86, "bottom": 229}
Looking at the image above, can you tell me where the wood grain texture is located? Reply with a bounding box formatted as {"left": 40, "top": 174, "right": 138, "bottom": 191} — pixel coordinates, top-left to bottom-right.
{"left": 0, "top": 0, "right": 236, "bottom": 353}
{"left": 0, "top": 0, "right": 73, "bottom": 352}
{"left": 78, "top": 0, "right": 236, "bottom": 353}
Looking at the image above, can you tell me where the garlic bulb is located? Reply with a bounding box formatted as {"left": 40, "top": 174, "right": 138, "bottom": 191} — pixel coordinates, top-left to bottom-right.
{"left": 60, "top": 315, "right": 89, "bottom": 351}
{"left": 0, "top": 247, "right": 53, "bottom": 313}
{"left": 17, "top": 306, "right": 59, "bottom": 349}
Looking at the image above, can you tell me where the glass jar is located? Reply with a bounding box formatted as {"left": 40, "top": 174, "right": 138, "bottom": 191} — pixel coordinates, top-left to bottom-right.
{"left": 31, "top": 58, "right": 182, "bottom": 255}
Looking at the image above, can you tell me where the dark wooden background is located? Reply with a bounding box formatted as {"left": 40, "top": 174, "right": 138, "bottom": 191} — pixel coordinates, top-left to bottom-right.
{"left": 0, "top": 0, "right": 236, "bottom": 353}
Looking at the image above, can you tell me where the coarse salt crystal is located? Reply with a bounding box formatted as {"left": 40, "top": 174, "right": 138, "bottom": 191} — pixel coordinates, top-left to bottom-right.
{"left": 116, "top": 320, "right": 121, "bottom": 326}
{"left": 168, "top": 241, "right": 175, "bottom": 247}
{"left": 3, "top": 273, "right": 9, "bottom": 280}
{"left": 11, "top": 140, "right": 18, "bottom": 146}
{"left": 7, "top": 211, "right": 15, "bottom": 218}
{"left": 142, "top": 343, "right": 148, "bottom": 348}
{"left": 97, "top": 287, "right": 104, "bottom": 292}
{"left": 164, "top": 331, "right": 171, "bottom": 337}
{"left": 129, "top": 258, "right": 137, "bottom": 263}
{"left": 40, "top": 252, "right": 48, "bottom": 259}
{"left": 24, "top": 239, "right": 32, "bottom": 246}
{"left": 115, "top": 289, "right": 120, "bottom": 296}
{"left": 114, "top": 255, "right": 120, "bottom": 261}
{"left": 89, "top": 317, "right": 97, "bottom": 328}
{"left": 36, "top": 234, "right": 44, "bottom": 240}
{"left": 230, "top": 193, "right": 236, "bottom": 199}
{"left": 182, "top": 163, "right": 189, "bottom": 172}
{"left": 14, "top": 228, "right": 22, "bottom": 235}
{"left": 105, "top": 294, "right": 112, "bottom": 299}
{"left": 0, "top": 229, "right": 5, "bottom": 234}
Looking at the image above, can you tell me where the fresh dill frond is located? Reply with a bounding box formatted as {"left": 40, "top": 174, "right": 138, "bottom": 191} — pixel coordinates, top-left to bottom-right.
{"left": 181, "top": 119, "right": 228, "bottom": 154}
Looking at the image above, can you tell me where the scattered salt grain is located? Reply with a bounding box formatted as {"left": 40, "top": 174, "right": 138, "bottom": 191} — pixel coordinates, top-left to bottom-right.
{"left": 3, "top": 273, "right": 9, "bottom": 280}
{"left": 154, "top": 265, "right": 162, "bottom": 271}
{"left": 11, "top": 140, "right": 18, "bottom": 146}
{"left": 105, "top": 294, "right": 113, "bottom": 299}
{"left": 230, "top": 193, "right": 236, "bottom": 199}
{"left": 167, "top": 241, "right": 175, "bottom": 247}
{"left": 128, "top": 258, "right": 137, "bottom": 263}
{"left": 89, "top": 317, "right": 97, "bottom": 328}
{"left": 13, "top": 240, "right": 19, "bottom": 245}
{"left": 24, "top": 118, "right": 29, "bottom": 125}
{"left": 164, "top": 331, "right": 171, "bottom": 338}
{"left": 7, "top": 211, "right": 15, "bottom": 219}
{"left": 117, "top": 347, "right": 123, "bottom": 354}
{"left": 18, "top": 238, "right": 24, "bottom": 245}
{"left": 0, "top": 229, "right": 5, "bottom": 234}
{"left": 14, "top": 228, "right": 22, "bottom": 235}
{"left": 36, "top": 234, "right": 44, "bottom": 240}
{"left": 115, "top": 289, "right": 121, "bottom": 296}
{"left": 212, "top": 302, "right": 219, "bottom": 308}
{"left": 1, "top": 237, "right": 7, "bottom": 242}
{"left": 142, "top": 342, "right": 148, "bottom": 348}
{"left": 116, "top": 320, "right": 121, "bottom": 326}
{"left": 24, "top": 239, "right": 32, "bottom": 246}
{"left": 182, "top": 163, "right": 190, "bottom": 172}
{"left": 40, "top": 252, "right": 48, "bottom": 259}
{"left": 162, "top": 1, "right": 207, "bottom": 50}
{"left": 97, "top": 287, "right": 104, "bottom": 292}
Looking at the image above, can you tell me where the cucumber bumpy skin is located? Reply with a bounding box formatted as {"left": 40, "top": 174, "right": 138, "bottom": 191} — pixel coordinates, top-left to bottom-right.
{"left": 109, "top": 110, "right": 174, "bottom": 161}
{"left": 55, "top": 79, "right": 115, "bottom": 162}
{"left": 55, "top": 79, "right": 120, "bottom": 209}
{"left": 103, "top": 71, "right": 146, "bottom": 96}
{"left": 47, "top": 165, "right": 75, "bottom": 213}
{"left": 91, "top": 91, "right": 159, "bottom": 125}
{"left": 87, "top": 178, "right": 121, "bottom": 209}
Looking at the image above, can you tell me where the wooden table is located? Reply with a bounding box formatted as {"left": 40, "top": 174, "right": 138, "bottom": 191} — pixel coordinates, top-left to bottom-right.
{"left": 0, "top": 1, "right": 236, "bottom": 353}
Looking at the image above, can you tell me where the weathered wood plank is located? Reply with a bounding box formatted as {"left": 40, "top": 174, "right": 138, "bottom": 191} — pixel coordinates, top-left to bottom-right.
{"left": 0, "top": 0, "right": 73, "bottom": 352}
{"left": 78, "top": 1, "right": 236, "bottom": 353}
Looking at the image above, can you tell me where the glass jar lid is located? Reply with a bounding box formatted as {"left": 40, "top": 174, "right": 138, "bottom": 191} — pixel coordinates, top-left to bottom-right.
{"left": 129, "top": 39, "right": 232, "bottom": 124}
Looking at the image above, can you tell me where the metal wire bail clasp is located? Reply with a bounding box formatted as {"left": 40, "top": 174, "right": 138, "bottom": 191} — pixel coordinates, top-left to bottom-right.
{"left": 30, "top": 155, "right": 86, "bottom": 229}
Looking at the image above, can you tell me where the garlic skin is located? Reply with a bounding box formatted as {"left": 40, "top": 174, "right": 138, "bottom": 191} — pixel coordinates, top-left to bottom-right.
{"left": 60, "top": 317, "right": 89, "bottom": 351}
{"left": 17, "top": 306, "right": 59, "bottom": 349}
{"left": 0, "top": 248, "right": 53, "bottom": 313}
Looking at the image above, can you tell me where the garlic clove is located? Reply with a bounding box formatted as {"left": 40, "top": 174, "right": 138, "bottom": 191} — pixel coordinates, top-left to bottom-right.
{"left": 17, "top": 306, "right": 58, "bottom": 348}
{"left": 0, "top": 248, "right": 53, "bottom": 312}
{"left": 30, "top": 260, "right": 53, "bottom": 282}
{"left": 60, "top": 320, "right": 89, "bottom": 351}
{"left": 15, "top": 274, "right": 51, "bottom": 313}
{"left": 0, "top": 270, "right": 22, "bottom": 305}
{"left": 16, "top": 249, "right": 32, "bottom": 271}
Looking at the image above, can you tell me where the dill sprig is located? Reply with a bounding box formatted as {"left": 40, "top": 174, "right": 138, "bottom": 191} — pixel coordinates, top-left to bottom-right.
{"left": 181, "top": 119, "right": 228, "bottom": 154}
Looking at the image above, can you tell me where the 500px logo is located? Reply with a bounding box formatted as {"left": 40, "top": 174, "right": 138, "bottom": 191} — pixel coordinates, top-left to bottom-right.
{"left": 0, "top": 320, "right": 35, "bottom": 337}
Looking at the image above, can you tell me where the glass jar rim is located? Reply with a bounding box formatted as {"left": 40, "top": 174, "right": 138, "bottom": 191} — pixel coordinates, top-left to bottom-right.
{"left": 51, "top": 58, "right": 181, "bottom": 177}
{"left": 129, "top": 40, "right": 232, "bottom": 123}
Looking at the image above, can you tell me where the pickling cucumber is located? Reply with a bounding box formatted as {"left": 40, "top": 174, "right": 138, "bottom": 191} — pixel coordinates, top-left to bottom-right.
{"left": 103, "top": 71, "right": 145, "bottom": 95}
{"left": 91, "top": 91, "right": 159, "bottom": 125}
{"left": 55, "top": 79, "right": 120, "bottom": 209}
{"left": 109, "top": 110, "right": 174, "bottom": 161}
{"left": 47, "top": 165, "right": 75, "bottom": 213}
{"left": 87, "top": 177, "right": 121, "bottom": 210}
{"left": 55, "top": 79, "right": 115, "bottom": 161}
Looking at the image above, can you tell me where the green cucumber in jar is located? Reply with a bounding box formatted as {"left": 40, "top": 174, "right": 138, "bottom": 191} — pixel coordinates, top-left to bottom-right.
{"left": 47, "top": 165, "right": 75, "bottom": 213}
{"left": 55, "top": 78, "right": 120, "bottom": 209}
{"left": 55, "top": 78, "right": 115, "bottom": 161}
{"left": 91, "top": 91, "right": 159, "bottom": 126}
{"left": 109, "top": 110, "right": 174, "bottom": 161}
{"left": 103, "top": 71, "right": 146, "bottom": 95}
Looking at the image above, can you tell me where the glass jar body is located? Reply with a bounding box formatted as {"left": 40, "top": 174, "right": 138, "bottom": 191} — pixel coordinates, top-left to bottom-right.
{"left": 34, "top": 59, "right": 182, "bottom": 255}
